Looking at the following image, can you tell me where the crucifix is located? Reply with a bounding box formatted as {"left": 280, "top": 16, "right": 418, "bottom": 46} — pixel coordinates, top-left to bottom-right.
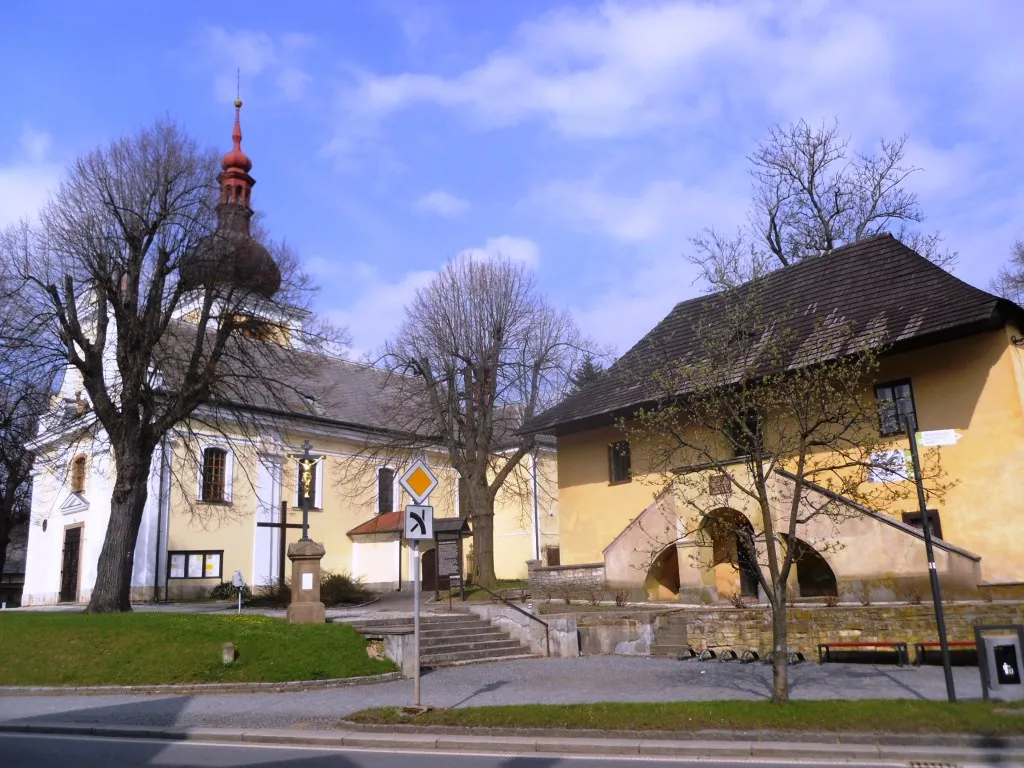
{"left": 288, "top": 439, "right": 323, "bottom": 542}
{"left": 256, "top": 501, "right": 303, "bottom": 589}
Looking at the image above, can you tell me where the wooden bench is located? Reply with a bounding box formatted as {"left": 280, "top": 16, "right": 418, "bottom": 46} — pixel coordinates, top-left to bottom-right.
{"left": 818, "top": 642, "right": 909, "bottom": 666}
{"left": 913, "top": 641, "right": 977, "bottom": 666}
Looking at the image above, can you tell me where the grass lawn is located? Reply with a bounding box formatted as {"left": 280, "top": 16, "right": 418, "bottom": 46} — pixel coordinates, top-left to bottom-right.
{"left": 349, "top": 700, "right": 1024, "bottom": 736}
{"left": 0, "top": 612, "right": 396, "bottom": 686}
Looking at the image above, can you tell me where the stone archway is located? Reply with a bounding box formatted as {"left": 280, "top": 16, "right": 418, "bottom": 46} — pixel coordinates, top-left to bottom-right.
{"left": 788, "top": 537, "right": 838, "bottom": 597}
{"left": 700, "top": 509, "right": 759, "bottom": 598}
{"left": 644, "top": 543, "right": 680, "bottom": 600}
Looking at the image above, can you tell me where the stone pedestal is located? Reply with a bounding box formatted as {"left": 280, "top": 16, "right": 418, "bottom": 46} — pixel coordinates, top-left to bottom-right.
{"left": 286, "top": 539, "right": 326, "bottom": 624}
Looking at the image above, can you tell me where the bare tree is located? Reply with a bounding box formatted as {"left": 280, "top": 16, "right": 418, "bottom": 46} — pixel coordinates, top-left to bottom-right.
{"left": 990, "top": 238, "right": 1024, "bottom": 304}
{"left": 621, "top": 283, "right": 941, "bottom": 704}
{"left": 692, "top": 118, "right": 956, "bottom": 288}
{"left": 0, "top": 116, "right": 342, "bottom": 612}
{"left": 381, "top": 256, "right": 589, "bottom": 587}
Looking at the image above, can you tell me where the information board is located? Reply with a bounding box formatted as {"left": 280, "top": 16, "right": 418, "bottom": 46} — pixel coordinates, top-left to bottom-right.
{"left": 437, "top": 538, "right": 461, "bottom": 577}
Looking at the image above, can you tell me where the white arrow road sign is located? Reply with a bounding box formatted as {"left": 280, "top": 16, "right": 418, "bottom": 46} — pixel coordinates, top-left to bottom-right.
{"left": 405, "top": 505, "right": 434, "bottom": 540}
{"left": 917, "top": 429, "right": 963, "bottom": 447}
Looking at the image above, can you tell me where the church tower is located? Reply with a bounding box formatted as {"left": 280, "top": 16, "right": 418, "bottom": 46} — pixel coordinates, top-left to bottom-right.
{"left": 179, "top": 98, "right": 281, "bottom": 300}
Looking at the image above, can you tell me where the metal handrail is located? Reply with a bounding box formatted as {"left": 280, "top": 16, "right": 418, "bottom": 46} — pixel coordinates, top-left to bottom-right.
{"left": 466, "top": 583, "right": 550, "bottom": 657}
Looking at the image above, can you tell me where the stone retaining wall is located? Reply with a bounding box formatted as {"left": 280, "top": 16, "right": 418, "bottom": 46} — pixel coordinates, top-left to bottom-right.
{"left": 539, "top": 602, "right": 1024, "bottom": 659}
{"left": 526, "top": 560, "right": 605, "bottom": 590}
{"left": 679, "top": 602, "right": 1024, "bottom": 657}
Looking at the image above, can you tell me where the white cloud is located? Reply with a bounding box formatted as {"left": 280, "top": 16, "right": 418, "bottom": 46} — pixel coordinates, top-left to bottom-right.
{"left": 199, "top": 27, "right": 315, "bottom": 104}
{"left": 0, "top": 127, "right": 60, "bottom": 227}
{"left": 324, "top": 263, "right": 436, "bottom": 360}
{"left": 459, "top": 236, "right": 540, "bottom": 269}
{"left": 20, "top": 128, "right": 52, "bottom": 163}
{"left": 414, "top": 189, "right": 470, "bottom": 218}
{"left": 530, "top": 175, "right": 747, "bottom": 244}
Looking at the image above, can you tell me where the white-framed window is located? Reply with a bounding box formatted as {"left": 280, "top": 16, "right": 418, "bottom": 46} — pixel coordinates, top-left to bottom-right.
{"left": 295, "top": 456, "right": 325, "bottom": 509}
{"left": 198, "top": 444, "right": 234, "bottom": 503}
{"left": 376, "top": 466, "right": 396, "bottom": 515}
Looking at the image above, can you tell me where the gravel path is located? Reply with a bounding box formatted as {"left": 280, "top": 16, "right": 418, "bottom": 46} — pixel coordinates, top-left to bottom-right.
{"left": 0, "top": 657, "right": 984, "bottom": 731}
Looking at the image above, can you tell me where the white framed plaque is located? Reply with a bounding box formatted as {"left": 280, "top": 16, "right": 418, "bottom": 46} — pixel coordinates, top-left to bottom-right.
{"left": 187, "top": 553, "right": 204, "bottom": 578}
{"left": 169, "top": 554, "right": 186, "bottom": 579}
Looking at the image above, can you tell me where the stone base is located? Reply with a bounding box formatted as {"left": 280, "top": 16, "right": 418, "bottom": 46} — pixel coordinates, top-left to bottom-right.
{"left": 286, "top": 601, "right": 325, "bottom": 624}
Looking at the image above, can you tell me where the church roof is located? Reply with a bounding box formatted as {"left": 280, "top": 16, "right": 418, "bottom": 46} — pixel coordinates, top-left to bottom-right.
{"left": 521, "top": 234, "right": 1024, "bottom": 436}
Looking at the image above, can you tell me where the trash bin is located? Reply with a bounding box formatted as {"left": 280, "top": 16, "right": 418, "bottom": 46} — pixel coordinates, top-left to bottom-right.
{"left": 974, "top": 625, "right": 1024, "bottom": 702}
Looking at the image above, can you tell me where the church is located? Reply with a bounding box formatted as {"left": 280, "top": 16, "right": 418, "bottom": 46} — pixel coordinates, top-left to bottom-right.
{"left": 20, "top": 101, "right": 557, "bottom": 606}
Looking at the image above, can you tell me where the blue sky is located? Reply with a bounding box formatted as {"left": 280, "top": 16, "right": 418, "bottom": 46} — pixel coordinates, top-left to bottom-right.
{"left": 3, "top": 1, "right": 1023, "bottom": 359}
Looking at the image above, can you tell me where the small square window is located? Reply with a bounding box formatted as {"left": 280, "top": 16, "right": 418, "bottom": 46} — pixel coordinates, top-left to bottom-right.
{"left": 876, "top": 380, "right": 916, "bottom": 436}
{"left": 545, "top": 546, "right": 561, "bottom": 567}
{"left": 608, "top": 441, "right": 631, "bottom": 485}
{"left": 902, "top": 509, "right": 943, "bottom": 540}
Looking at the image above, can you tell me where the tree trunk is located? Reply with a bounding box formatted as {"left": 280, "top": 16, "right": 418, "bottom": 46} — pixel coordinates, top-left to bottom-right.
{"left": 0, "top": 519, "right": 10, "bottom": 581}
{"left": 86, "top": 447, "right": 154, "bottom": 613}
{"left": 467, "top": 481, "right": 497, "bottom": 588}
{"left": 771, "top": 593, "right": 790, "bottom": 704}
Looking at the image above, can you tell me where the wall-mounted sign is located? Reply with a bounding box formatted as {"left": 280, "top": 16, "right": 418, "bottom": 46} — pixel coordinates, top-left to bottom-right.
{"left": 868, "top": 450, "right": 911, "bottom": 483}
{"left": 917, "top": 429, "right": 963, "bottom": 447}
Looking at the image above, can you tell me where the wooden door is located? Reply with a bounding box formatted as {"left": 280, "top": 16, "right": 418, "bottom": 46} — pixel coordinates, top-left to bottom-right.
{"left": 60, "top": 527, "right": 82, "bottom": 603}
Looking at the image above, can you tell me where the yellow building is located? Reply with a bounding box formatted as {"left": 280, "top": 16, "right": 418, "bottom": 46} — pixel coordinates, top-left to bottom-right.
{"left": 522, "top": 235, "right": 1024, "bottom": 603}
{"left": 21, "top": 351, "right": 557, "bottom": 605}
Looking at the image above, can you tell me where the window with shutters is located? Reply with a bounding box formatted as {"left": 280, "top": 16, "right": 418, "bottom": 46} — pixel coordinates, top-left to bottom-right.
{"left": 377, "top": 467, "right": 395, "bottom": 515}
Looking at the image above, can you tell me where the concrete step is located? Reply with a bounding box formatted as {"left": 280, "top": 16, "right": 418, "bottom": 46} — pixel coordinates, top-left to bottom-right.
{"left": 344, "top": 619, "right": 489, "bottom": 634}
{"left": 419, "top": 638, "right": 523, "bottom": 654}
{"left": 422, "top": 645, "right": 532, "bottom": 665}
{"left": 421, "top": 626, "right": 507, "bottom": 640}
{"left": 422, "top": 653, "right": 537, "bottom": 669}
{"left": 650, "top": 643, "right": 691, "bottom": 658}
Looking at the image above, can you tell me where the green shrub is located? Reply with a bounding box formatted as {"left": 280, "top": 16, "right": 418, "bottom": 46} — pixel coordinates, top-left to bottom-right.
{"left": 321, "top": 571, "right": 373, "bottom": 606}
{"left": 209, "top": 581, "right": 251, "bottom": 601}
{"left": 247, "top": 581, "right": 291, "bottom": 608}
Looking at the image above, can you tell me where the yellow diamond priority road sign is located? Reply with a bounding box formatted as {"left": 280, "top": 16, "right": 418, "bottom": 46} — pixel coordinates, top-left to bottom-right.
{"left": 399, "top": 459, "right": 438, "bottom": 504}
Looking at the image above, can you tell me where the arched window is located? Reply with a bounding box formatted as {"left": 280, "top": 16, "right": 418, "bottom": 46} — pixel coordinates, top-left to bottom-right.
{"left": 201, "top": 447, "right": 228, "bottom": 502}
{"left": 70, "top": 455, "right": 87, "bottom": 494}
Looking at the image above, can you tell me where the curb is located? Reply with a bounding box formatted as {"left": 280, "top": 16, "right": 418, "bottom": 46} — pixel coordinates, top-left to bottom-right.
{"left": 0, "top": 671, "right": 403, "bottom": 697}
{"left": 339, "top": 719, "right": 1024, "bottom": 749}
{"left": 1, "top": 721, "right": 1022, "bottom": 762}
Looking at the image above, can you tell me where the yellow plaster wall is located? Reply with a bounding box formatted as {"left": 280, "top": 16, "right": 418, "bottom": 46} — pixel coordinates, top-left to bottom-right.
{"left": 163, "top": 430, "right": 558, "bottom": 589}
{"left": 556, "top": 329, "right": 1024, "bottom": 584}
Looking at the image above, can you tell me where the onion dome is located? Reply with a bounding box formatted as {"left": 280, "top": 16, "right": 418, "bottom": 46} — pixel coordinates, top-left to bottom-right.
{"left": 179, "top": 98, "right": 281, "bottom": 299}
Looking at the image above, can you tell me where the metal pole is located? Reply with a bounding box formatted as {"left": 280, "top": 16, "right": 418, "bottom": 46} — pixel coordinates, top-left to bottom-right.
{"left": 904, "top": 416, "right": 957, "bottom": 703}
{"left": 412, "top": 539, "right": 421, "bottom": 706}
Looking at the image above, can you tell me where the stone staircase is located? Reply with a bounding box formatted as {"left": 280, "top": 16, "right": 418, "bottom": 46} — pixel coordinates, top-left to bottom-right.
{"left": 340, "top": 612, "right": 536, "bottom": 667}
{"left": 650, "top": 611, "right": 690, "bottom": 658}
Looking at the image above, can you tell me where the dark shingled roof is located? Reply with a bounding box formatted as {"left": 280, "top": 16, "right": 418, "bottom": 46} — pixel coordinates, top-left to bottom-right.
{"left": 522, "top": 234, "right": 1024, "bottom": 436}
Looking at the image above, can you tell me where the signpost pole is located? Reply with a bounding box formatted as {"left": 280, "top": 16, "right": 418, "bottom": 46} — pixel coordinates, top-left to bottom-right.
{"left": 399, "top": 459, "right": 437, "bottom": 710}
{"left": 904, "top": 415, "right": 957, "bottom": 704}
{"left": 412, "top": 539, "right": 421, "bottom": 706}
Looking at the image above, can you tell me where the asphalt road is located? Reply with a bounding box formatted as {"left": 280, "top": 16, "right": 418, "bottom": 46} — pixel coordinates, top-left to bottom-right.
{"left": 0, "top": 733, "right": 903, "bottom": 768}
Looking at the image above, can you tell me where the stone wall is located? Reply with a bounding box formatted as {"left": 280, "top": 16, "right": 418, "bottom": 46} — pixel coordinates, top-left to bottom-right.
{"left": 677, "top": 602, "right": 1024, "bottom": 658}
{"left": 464, "top": 604, "right": 579, "bottom": 657}
{"left": 527, "top": 560, "right": 605, "bottom": 591}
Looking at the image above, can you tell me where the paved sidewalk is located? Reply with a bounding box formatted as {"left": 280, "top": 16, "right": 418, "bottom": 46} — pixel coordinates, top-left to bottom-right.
{"left": 0, "top": 656, "right": 987, "bottom": 732}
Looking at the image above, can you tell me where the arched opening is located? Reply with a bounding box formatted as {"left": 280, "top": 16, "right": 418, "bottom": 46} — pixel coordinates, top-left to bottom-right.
{"left": 788, "top": 537, "right": 838, "bottom": 597}
{"left": 644, "top": 544, "right": 680, "bottom": 600}
{"left": 700, "top": 509, "right": 759, "bottom": 598}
